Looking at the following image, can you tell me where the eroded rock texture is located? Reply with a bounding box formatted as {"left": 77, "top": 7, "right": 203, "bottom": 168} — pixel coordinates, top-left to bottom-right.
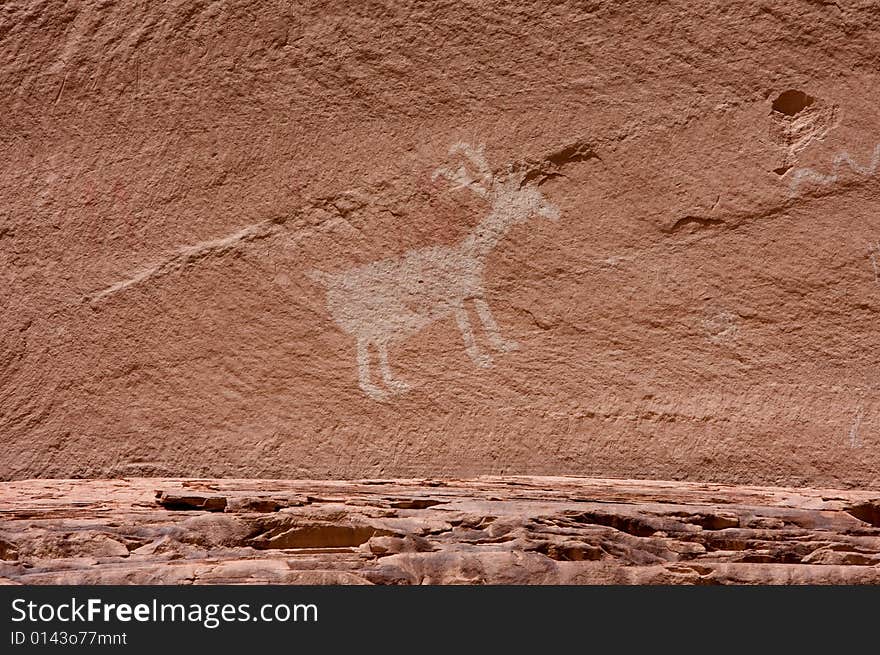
{"left": 1, "top": 477, "right": 879, "bottom": 584}
{"left": 2, "top": 2, "right": 880, "bottom": 484}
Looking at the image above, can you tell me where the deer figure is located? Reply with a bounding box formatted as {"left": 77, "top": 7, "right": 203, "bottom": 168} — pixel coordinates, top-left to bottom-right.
{"left": 309, "top": 142, "right": 560, "bottom": 400}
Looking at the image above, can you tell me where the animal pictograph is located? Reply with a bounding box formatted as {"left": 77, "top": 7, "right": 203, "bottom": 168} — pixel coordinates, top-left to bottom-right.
{"left": 310, "top": 142, "right": 560, "bottom": 400}
{"left": 788, "top": 143, "right": 880, "bottom": 197}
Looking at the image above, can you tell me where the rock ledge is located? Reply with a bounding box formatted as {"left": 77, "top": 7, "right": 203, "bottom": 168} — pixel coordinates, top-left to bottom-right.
{"left": 1, "top": 477, "right": 879, "bottom": 585}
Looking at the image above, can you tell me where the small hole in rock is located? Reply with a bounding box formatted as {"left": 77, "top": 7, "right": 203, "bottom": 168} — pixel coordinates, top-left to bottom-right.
{"left": 772, "top": 90, "right": 815, "bottom": 116}
{"left": 773, "top": 165, "right": 792, "bottom": 175}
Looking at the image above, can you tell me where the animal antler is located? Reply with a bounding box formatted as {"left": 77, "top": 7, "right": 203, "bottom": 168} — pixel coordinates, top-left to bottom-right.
{"left": 432, "top": 142, "right": 494, "bottom": 197}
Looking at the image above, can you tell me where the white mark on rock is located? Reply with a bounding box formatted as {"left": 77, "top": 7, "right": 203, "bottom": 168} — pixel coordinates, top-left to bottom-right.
{"left": 868, "top": 243, "right": 880, "bottom": 285}
{"left": 602, "top": 255, "right": 626, "bottom": 268}
{"left": 788, "top": 143, "right": 880, "bottom": 197}
{"left": 849, "top": 404, "right": 864, "bottom": 449}
{"left": 88, "top": 219, "right": 281, "bottom": 303}
{"left": 310, "top": 142, "right": 561, "bottom": 401}
{"left": 703, "top": 310, "right": 738, "bottom": 344}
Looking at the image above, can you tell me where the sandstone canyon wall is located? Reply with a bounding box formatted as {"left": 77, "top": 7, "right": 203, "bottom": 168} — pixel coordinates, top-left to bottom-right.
{"left": 2, "top": 0, "right": 880, "bottom": 486}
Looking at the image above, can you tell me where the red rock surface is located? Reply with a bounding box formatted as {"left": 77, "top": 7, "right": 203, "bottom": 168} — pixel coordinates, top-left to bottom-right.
{"left": 1, "top": 477, "right": 879, "bottom": 584}
{"left": 3, "top": 2, "right": 880, "bottom": 485}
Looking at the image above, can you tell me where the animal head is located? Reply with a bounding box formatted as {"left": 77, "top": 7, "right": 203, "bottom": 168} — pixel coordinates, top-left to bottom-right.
{"left": 432, "top": 142, "right": 560, "bottom": 223}
{"left": 493, "top": 168, "right": 560, "bottom": 224}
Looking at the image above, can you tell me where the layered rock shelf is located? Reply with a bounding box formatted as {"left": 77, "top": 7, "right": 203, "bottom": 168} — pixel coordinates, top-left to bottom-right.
{"left": 2, "top": 477, "right": 879, "bottom": 585}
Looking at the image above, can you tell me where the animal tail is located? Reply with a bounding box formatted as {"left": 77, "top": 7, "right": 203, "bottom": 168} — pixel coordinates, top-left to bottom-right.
{"left": 307, "top": 269, "right": 338, "bottom": 287}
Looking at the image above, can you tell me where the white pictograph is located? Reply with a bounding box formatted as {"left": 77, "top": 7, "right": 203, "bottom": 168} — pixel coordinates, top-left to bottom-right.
{"left": 788, "top": 143, "right": 880, "bottom": 197}
{"left": 310, "top": 142, "right": 560, "bottom": 400}
{"left": 849, "top": 404, "right": 864, "bottom": 449}
{"left": 869, "top": 243, "right": 880, "bottom": 285}
{"left": 703, "top": 310, "right": 739, "bottom": 344}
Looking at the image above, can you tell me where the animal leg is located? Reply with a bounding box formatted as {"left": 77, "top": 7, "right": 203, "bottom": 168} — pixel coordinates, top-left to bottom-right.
{"left": 454, "top": 306, "right": 492, "bottom": 368}
{"left": 474, "top": 298, "right": 519, "bottom": 352}
{"left": 357, "top": 339, "right": 388, "bottom": 400}
{"left": 378, "top": 342, "right": 410, "bottom": 393}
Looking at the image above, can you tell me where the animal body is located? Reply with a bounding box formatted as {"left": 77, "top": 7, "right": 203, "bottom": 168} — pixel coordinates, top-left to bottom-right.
{"left": 310, "top": 142, "right": 560, "bottom": 400}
